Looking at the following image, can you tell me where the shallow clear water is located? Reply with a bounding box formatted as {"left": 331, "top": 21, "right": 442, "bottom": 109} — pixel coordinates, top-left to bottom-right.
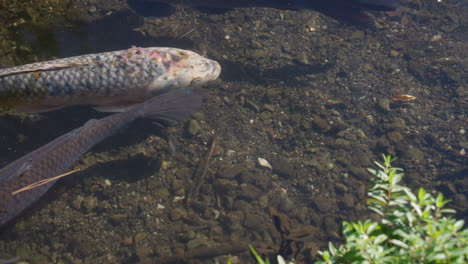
{"left": 0, "top": 0, "right": 466, "bottom": 263}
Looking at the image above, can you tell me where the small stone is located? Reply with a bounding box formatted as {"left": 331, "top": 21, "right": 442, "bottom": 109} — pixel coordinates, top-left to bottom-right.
{"left": 387, "top": 131, "right": 404, "bottom": 143}
{"left": 234, "top": 200, "right": 254, "bottom": 214}
{"left": 187, "top": 236, "right": 209, "bottom": 250}
{"left": 313, "top": 196, "right": 333, "bottom": 213}
{"left": 243, "top": 213, "right": 264, "bottom": 230}
{"left": 390, "top": 50, "right": 400, "bottom": 57}
{"left": 324, "top": 216, "right": 340, "bottom": 238}
{"left": 215, "top": 179, "right": 238, "bottom": 194}
{"left": 135, "top": 247, "right": 153, "bottom": 261}
{"left": 170, "top": 208, "right": 187, "bottom": 221}
{"left": 109, "top": 214, "right": 128, "bottom": 225}
{"left": 311, "top": 115, "right": 330, "bottom": 131}
{"left": 341, "top": 193, "right": 355, "bottom": 209}
{"left": 378, "top": 98, "right": 391, "bottom": 112}
{"left": 161, "top": 160, "right": 171, "bottom": 170}
{"left": 405, "top": 146, "right": 425, "bottom": 161}
{"left": 219, "top": 165, "right": 246, "bottom": 179}
{"left": 334, "top": 183, "right": 349, "bottom": 193}
{"left": 349, "top": 30, "right": 365, "bottom": 40}
{"left": 263, "top": 104, "right": 275, "bottom": 111}
{"left": 83, "top": 196, "right": 98, "bottom": 212}
{"left": 272, "top": 158, "right": 295, "bottom": 177}
{"left": 186, "top": 119, "right": 201, "bottom": 136}
{"left": 225, "top": 210, "right": 245, "bottom": 227}
{"left": 278, "top": 197, "right": 295, "bottom": 213}
{"left": 238, "top": 184, "right": 263, "bottom": 201}
{"left": 257, "top": 157, "right": 272, "bottom": 169}
{"left": 192, "top": 112, "right": 205, "bottom": 121}
{"left": 71, "top": 195, "right": 84, "bottom": 210}
{"left": 122, "top": 237, "right": 133, "bottom": 246}
{"left": 134, "top": 232, "right": 148, "bottom": 244}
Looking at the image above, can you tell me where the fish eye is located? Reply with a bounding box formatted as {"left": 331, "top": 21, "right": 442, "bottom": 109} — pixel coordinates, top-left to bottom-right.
{"left": 190, "top": 77, "right": 202, "bottom": 86}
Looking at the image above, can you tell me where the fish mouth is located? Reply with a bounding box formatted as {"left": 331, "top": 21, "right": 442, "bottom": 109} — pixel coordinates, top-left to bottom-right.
{"left": 206, "top": 59, "right": 221, "bottom": 80}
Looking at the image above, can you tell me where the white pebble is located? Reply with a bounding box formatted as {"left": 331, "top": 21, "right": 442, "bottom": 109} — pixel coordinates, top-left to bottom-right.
{"left": 257, "top": 157, "right": 272, "bottom": 169}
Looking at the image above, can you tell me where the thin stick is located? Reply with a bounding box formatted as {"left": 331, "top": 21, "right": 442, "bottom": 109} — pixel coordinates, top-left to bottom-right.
{"left": 179, "top": 27, "right": 197, "bottom": 39}
{"left": 187, "top": 133, "right": 218, "bottom": 202}
{"left": 12, "top": 168, "right": 80, "bottom": 195}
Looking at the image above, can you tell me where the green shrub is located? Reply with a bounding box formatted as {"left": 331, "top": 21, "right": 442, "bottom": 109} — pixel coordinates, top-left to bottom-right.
{"left": 317, "top": 155, "right": 468, "bottom": 264}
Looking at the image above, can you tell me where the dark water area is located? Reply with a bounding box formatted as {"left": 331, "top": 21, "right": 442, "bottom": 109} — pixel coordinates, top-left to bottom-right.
{"left": 0, "top": 0, "right": 467, "bottom": 263}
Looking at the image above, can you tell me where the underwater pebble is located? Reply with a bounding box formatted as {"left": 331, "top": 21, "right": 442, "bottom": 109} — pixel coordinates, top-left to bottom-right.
{"left": 243, "top": 213, "right": 265, "bottom": 230}
{"left": 219, "top": 164, "right": 246, "bottom": 179}
{"left": 187, "top": 236, "right": 210, "bottom": 250}
{"left": 170, "top": 208, "right": 187, "bottom": 221}
{"left": 278, "top": 197, "right": 295, "bottom": 213}
{"left": 134, "top": 232, "right": 147, "bottom": 244}
{"left": 313, "top": 196, "right": 333, "bottom": 213}
{"left": 257, "top": 157, "right": 272, "bottom": 169}
{"left": 238, "top": 184, "right": 263, "bottom": 201}
{"left": 135, "top": 247, "right": 153, "bottom": 261}
{"left": 186, "top": 119, "right": 201, "bottom": 136}
{"left": 272, "top": 158, "right": 294, "bottom": 177}
{"left": 71, "top": 195, "right": 84, "bottom": 210}
{"left": 341, "top": 193, "right": 355, "bottom": 209}
{"left": 83, "top": 195, "right": 98, "bottom": 212}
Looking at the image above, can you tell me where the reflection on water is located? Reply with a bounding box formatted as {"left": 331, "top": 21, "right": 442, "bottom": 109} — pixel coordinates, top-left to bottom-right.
{"left": 0, "top": 0, "right": 467, "bottom": 263}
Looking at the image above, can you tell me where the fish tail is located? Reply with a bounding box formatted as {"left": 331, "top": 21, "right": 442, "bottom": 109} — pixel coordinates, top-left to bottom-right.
{"left": 137, "top": 88, "right": 203, "bottom": 125}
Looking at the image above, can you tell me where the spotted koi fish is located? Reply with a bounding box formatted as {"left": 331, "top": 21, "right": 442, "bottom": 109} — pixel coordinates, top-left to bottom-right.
{"left": 0, "top": 46, "right": 220, "bottom": 112}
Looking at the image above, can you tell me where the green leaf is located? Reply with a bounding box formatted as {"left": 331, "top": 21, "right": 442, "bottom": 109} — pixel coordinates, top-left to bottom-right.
{"left": 436, "top": 193, "right": 451, "bottom": 208}
{"left": 440, "top": 208, "right": 456, "bottom": 214}
{"left": 453, "top": 220, "right": 465, "bottom": 231}
{"left": 431, "top": 253, "right": 447, "bottom": 260}
{"left": 374, "top": 234, "right": 388, "bottom": 245}
{"left": 410, "top": 202, "right": 423, "bottom": 217}
{"left": 389, "top": 239, "right": 409, "bottom": 248}
{"left": 249, "top": 246, "right": 266, "bottom": 264}
{"left": 418, "top": 188, "right": 426, "bottom": 202}
{"left": 403, "top": 187, "right": 417, "bottom": 202}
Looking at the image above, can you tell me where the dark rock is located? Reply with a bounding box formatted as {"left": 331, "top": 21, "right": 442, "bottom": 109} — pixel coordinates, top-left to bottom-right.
{"left": 313, "top": 196, "right": 333, "bottom": 213}
{"left": 83, "top": 196, "right": 98, "bottom": 212}
{"left": 244, "top": 213, "right": 265, "bottom": 230}
{"left": 135, "top": 247, "right": 153, "bottom": 261}
{"left": 272, "top": 158, "right": 295, "bottom": 177}
{"left": 238, "top": 184, "right": 263, "bottom": 201}
{"left": 219, "top": 164, "right": 246, "bottom": 179}
{"left": 186, "top": 119, "right": 201, "bottom": 136}
{"left": 350, "top": 166, "right": 370, "bottom": 181}
{"left": 312, "top": 115, "right": 330, "bottom": 131}
{"left": 169, "top": 208, "right": 187, "bottom": 221}
{"left": 324, "top": 216, "right": 340, "bottom": 238}
{"left": 278, "top": 197, "right": 295, "bottom": 213}
{"left": 233, "top": 199, "right": 254, "bottom": 214}
{"left": 341, "top": 193, "right": 355, "bottom": 209}
{"left": 215, "top": 179, "right": 238, "bottom": 194}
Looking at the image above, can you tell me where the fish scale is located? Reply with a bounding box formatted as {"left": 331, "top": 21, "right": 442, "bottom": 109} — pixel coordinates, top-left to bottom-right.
{"left": 0, "top": 47, "right": 220, "bottom": 112}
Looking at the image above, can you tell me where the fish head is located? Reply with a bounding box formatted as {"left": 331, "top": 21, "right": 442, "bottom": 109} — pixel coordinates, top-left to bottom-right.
{"left": 145, "top": 47, "right": 221, "bottom": 92}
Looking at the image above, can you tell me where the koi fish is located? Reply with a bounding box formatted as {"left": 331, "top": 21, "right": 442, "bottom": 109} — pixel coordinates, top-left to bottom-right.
{"left": 0, "top": 46, "right": 220, "bottom": 112}
{"left": 0, "top": 88, "right": 202, "bottom": 227}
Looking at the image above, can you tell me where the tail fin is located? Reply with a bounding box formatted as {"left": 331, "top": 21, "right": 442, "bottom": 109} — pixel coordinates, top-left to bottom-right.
{"left": 138, "top": 88, "right": 203, "bottom": 125}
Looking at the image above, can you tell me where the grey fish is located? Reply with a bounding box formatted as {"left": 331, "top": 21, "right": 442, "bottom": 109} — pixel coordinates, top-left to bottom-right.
{"left": 0, "top": 88, "right": 202, "bottom": 227}
{"left": 0, "top": 46, "right": 219, "bottom": 112}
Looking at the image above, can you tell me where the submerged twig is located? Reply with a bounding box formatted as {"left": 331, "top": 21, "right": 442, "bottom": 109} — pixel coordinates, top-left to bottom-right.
{"left": 179, "top": 27, "right": 197, "bottom": 39}
{"left": 187, "top": 133, "right": 218, "bottom": 202}
{"left": 12, "top": 168, "right": 80, "bottom": 195}
{"left": 154, "top": 242, "right": 249, "bottom": 264}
